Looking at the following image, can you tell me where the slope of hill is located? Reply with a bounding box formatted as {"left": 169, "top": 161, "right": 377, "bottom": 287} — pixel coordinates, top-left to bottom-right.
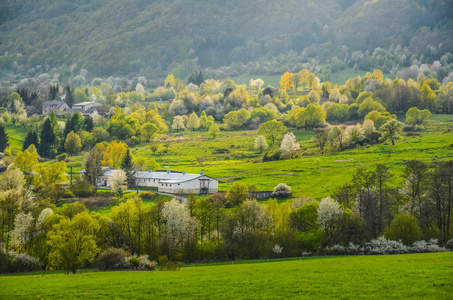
{"left": 0, "top": 0, "right": 451, "bottom": 78}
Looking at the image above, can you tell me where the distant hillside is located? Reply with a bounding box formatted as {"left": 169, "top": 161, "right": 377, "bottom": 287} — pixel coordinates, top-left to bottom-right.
{"left": 0, "top": 0, "right": 451, "bottom": 79}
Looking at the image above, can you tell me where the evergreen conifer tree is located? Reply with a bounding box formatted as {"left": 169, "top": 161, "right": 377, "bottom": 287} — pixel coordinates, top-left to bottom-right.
{"left": 84, "top": 116, "right": 94, "bottom": 132}
{"left": 65, "top": 84, "right": 75, "bottom": 107}
{"left": 0, "top": 125, "right": 9, "bottom": 152}
{"left": 121, "top": 147, "right": 135, "bottom": 188}
{"left": 39, "top": 118, "right": 56, "bottom": 157}
{"left": 22, "top": 131, "right": 39, "bottom": 151}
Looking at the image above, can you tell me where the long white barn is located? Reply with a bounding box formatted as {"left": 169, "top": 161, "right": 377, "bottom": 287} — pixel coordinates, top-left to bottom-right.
{"left": 80, "top": 168, "right": 218, "bottom": 194}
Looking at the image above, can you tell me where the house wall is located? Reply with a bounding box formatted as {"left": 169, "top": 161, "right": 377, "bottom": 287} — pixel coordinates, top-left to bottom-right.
{"left": 96, "top": 176, "right": 111, "bottom": 187}
{"left": 135, "top": 177, "right": 162, "bottom": 188}
{"left": 158, "top": 177, "right": 218, "bottom": 194}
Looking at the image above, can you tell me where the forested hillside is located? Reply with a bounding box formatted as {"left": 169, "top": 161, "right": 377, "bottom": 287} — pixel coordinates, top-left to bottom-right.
{"left": 0, "top": 0, "right": 452, "bottom": 79}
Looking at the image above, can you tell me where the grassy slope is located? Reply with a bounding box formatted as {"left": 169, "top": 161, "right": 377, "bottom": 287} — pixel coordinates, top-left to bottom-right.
{"left": 6, "top": 115, "right": 453, "bottom": 200}
{"left": 231, "top": 69, "right": 391, "bottom": 87}
{"left": 1, "top": 253, "right": 452, "bottom": 299}
{"left": 127, "top": 115, "right": 453, "bottom": 198}
{"left": 5, "top": 124, "right": 27, "bottom": 150}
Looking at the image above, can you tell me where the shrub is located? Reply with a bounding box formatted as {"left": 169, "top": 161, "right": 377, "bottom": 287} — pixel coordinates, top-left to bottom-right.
{"left": 70, "top": 177, "right": 95, "bottom": 198}
{"left": 140, "top": 191, "right": 156, "bottom": 200}
{"left": 56, "top": 153, "right": 68, "bottom": 162}
{"left": 262, "top": 150, "right": 280, "bottom": 162}
{"left": 0, "top": 248, "right": 42, "bottom": 273}
{"left": 95, "top": 248, "right": 129, "bottom": 271}
{"left": 410, "top": 239, "right": 446, "bottom": 253}
{"left": 368, "top": 236, "right": 408, "bottom": 255}
{"left": 10, "top": 252, "right": 43, "bottom": 273}
{"left": 446, "top": 239, "right": 453, "bottom": 251}
{"left": 272, "top": 183, "right": 291, "bottom": 197}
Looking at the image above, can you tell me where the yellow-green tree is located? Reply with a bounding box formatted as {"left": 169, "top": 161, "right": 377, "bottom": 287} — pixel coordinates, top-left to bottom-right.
{"left": 47, "top": 211, "right": 100, "bottom": 274}
{"left": 64, "top": 131, "right": 82, "bottom": 156}
{"left": 140, "top": 123, "right": 159, "bottom": 142}
{"left": 34, "top": 161, "right": 67, "bottom": 201}
{"left": 103, "top": 140, "right": 127, "bottom": 169}
{"left": 13, "top": 145, "right": 39, "bottom": 175}
{"left": 225, "top": 182, "right": 248, "bottom": 206}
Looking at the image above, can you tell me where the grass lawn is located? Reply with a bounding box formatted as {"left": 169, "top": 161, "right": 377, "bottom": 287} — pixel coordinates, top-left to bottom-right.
{"left": 5, "top": 124, "right": 28, "bottom": 150}
{"left": 1, "top": 252, "right": 452, "bottom": 299}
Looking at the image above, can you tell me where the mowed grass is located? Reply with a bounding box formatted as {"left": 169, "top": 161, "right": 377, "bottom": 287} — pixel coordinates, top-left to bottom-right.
{"left": 1, "top": 253, "right": 452, "bottom": 299}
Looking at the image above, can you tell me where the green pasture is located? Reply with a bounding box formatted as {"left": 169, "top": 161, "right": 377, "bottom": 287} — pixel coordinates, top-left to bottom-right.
{"left": 1, "top": 252, "right": 452, "bottom": 299}
{"left": 231, "top": 69, "right": 391, "bottom": 87}
{"left": 129, "top": 114, "right": 453, "bottom": 198}
{"left": 5, "top": 124, "right": 27, "bottom": 150}
{"left": 5, "top": 115, "right": 453, "bottom": 200}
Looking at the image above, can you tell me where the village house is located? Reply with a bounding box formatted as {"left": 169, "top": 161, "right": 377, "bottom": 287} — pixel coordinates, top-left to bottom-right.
{"left": 79, "top": 168, "right": 219, "bottom": 194}
{"left": 71, "top": 101, "right": 103, "bottom": 117}
{"left": 42, "top": 100, "right": 71, "bottom": 114}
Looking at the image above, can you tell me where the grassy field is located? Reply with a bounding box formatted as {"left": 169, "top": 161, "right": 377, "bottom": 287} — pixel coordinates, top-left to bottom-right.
{"left": 125, "top": 114, "right": 453, "bottom": 198}
{"left": 5, "top": 115, "right": 453, "bottom": 200}
{"left": 1, "top": 252, "right": 452, "bottom": 299}
{"left": 231, "top": 69, "right": 391, "bottom": 87}
{"left": 5, "top": 124, "right": 28, "bottom": 151}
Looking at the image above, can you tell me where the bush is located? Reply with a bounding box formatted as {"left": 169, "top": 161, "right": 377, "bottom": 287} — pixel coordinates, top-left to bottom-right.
{"left": 56, "top": 153, "right": 68, "bottom": 162}
{"left": 368, "top": 236, "right": 408, "bottom": 255}
{"left": 410, "top": 239, "right": 446, "bottom": 253}
{"left": 272, "top": 183, "right": 291, "bottom": 197}
{"left": 10, "top": 252, "right": 43, "bottom": 273}
{"left": 95, "top": 248, "right": 129, "bottom": 271}
{"left": 0, "top": 248, "right": 42, "bottom": 273}
{"left": 96, "top": 248, "right": 157, "bottom": 271}
{"left": 446, "top": 239, "right": 453, "bottom": 251}
{"left": 262, "top": 150, "right": 280, "bottom": 162}
{"left": 140, "top": 191, "right": 156, "bottom": 200}
{"left": 70, "top": 177, "right": 95, "bottom": 198}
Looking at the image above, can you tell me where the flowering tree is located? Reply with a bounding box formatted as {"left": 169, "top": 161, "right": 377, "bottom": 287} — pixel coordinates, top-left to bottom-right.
{"left": 317, "top": 196, "right": 343, "bottom": 246}
{"left": 172, "top": 116, "right": 186, "bottom": 132}
{"left": 272, "top": 183, "right": 291, "bottom": 197}
{"left": 162, "top": 199, "right": 197, "bottom": 259}
{"left": 111, "top": 169, "right": 127, "bottom": 196}
{"left": 280, "top": 132, "right": 300, "bottom": 158}
{"left": 254, "top": 135, "right": 268, "bottom": 153}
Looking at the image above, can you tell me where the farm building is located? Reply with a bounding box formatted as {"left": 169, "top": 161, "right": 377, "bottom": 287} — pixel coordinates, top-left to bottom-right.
{"left": 79, "top": 168, "right": 218, "bottom": 194}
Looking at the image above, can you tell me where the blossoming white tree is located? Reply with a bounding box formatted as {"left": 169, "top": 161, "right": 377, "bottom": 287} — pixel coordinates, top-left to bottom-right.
{"left": 254, "top": 135, "right": 268, "bottom": 153}
{"left": 162, "top": 199, "right": 197, "bottom": 258}
{"left": 111, "top": 169, "right": 127, "bottom": 196}
{"left": 279, "top": 132, "right": 300, "bottom": 158}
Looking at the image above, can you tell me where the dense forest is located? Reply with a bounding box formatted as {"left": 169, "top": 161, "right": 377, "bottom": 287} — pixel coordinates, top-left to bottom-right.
{"left": 0, "top": 0, "right": 452, "bottom": 79}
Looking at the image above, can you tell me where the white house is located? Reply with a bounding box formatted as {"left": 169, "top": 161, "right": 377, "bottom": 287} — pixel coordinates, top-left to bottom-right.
{"left": 79, "top": 168, "right": 218, "bottom": 194}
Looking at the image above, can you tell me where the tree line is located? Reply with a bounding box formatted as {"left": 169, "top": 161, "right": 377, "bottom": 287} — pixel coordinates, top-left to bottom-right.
{"left": 1, "top": 158, "right": 451, "bottom": 274}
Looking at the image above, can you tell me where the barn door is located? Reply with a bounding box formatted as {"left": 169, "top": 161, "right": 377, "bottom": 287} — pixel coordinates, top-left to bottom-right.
{"left": 199, "top": 179, "right": 210, "bottom": 194}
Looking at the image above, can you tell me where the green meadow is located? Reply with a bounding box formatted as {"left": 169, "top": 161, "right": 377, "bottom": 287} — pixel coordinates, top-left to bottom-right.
{"left": 1, "top": 252, "right": 452, "bottom": 299}
{"left": 6, "top": 114, "right": 453, "bottom": 200}
{"left": 128, "top": 114, "right": 453, "bottom": 198}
